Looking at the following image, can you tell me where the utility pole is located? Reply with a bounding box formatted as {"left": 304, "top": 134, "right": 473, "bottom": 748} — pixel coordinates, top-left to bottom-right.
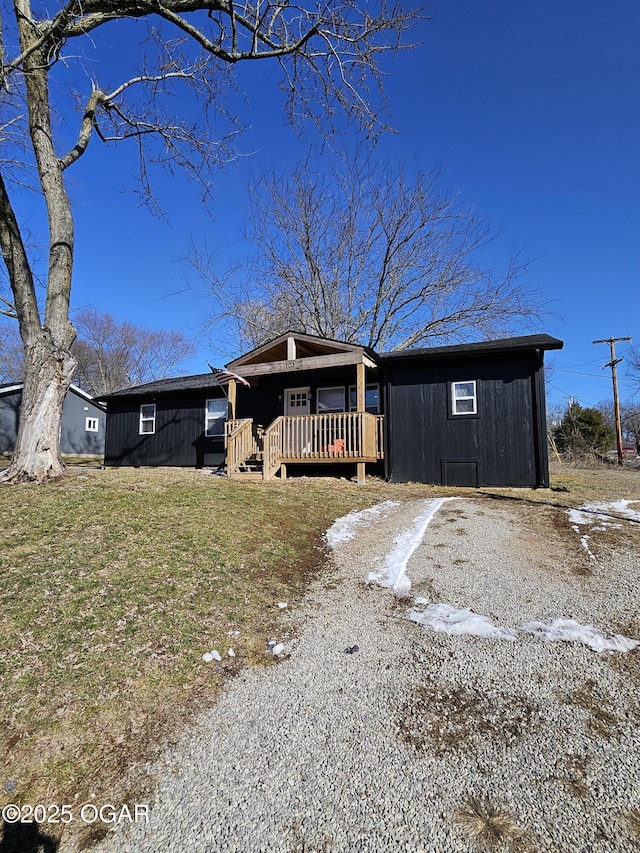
{"left": 593, "top": 336, "right": 632, "bottom": 466}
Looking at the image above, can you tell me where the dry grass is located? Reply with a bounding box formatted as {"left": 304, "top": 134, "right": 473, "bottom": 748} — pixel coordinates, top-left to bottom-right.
{"left": 563, "top": 679, "right": 623, "bottom": 739}
{"left": 0, "top": 469, "right": 430, "bottom": 823}
{"left": 480, "top": 460, "right": 640, "bottom": 512}
{"left": 625, "top": 807, "right": 640, "bottom": 840}
{"left": 452, "top": 796, "right": 538, "bottom": 850}
{"left": 556, "top": 754, "right": 591, "bottom": 799}
{"left": 396, "top": 680, "right": 537, "bottom": 757}
{"left": 480, "top": 463, "right": 640, "bottom": 570}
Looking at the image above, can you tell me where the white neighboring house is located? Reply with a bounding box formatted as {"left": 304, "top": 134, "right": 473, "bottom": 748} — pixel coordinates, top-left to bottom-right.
{"left": 0, "top": 383, "right": 106, "bottom": 457}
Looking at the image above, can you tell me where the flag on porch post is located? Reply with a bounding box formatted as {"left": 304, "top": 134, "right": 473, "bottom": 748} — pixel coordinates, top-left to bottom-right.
{"left": 207, "top": 365, "right": 251, "bottom": 386}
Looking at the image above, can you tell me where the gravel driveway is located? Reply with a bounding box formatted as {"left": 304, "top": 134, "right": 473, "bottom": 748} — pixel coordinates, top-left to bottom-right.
{"left": 82, "top": 496, "right": 640, "bottom": 853}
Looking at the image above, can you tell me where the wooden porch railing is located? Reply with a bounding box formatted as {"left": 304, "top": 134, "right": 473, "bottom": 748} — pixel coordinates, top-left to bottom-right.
{"left": 225, "top": 418, "right": 255, "bottom": 475}
{"left": 263, "top": 416, "right": 284, "bottom": 481}
{"left": 279, "top": 412, "right": 382, "bottom": 461}
{"left": 375, "top": 414, "right": 384, "bottom": 460}
{"left": 228, "top": 413, "right": 384, "bottom": 480}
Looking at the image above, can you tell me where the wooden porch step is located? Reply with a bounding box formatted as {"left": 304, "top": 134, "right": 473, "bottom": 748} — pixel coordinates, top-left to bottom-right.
{"left": 229, "top": 470, "right": 264, "bottom": 482}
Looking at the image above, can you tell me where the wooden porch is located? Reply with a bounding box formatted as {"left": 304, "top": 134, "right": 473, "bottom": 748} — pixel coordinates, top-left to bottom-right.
{"left": 225, "top": 412, "right": 384, "bottom": 482}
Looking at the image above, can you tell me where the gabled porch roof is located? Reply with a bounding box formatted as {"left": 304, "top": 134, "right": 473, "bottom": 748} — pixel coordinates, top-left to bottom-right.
{"left": 226, "top": 331, "right": 378, "bottom": 378}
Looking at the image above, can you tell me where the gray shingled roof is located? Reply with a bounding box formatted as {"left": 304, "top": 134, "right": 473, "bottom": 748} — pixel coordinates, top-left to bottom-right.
{"left": 378, "top": 334, "right": 563, "bottom": 362}
{"left": 99, "top": 372, "right": 222, "bottom": 400}
{"left": 98, "top": 334, "right": 563, "bottom": 401}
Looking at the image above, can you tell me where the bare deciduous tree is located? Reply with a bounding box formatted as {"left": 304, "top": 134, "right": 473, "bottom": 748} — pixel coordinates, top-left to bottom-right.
{"left": 1, "top": 310, "right": 195, "bottom": 393}
{"left": 0, "top": 0, "right": 415, "bottom": 482}
{"left": 598, "top": 398, "right": 640, "bottom": 455}
{"left": 622, "top": 404, "right": 640, "bottom": 454}
{"left": 71, "top": 309, "right": 196, "bottom": 396}
{"left": 196, "top": 152, "right": 543, "bottom": 353}
{"left": 628, "top": 346, "right": 640, "bottom": 388}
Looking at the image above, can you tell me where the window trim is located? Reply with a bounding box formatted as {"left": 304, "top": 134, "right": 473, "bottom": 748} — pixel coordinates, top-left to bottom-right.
{"left": 205, "top": 397, "right": 228, "bottom": 438}
{"left": 316, "top": 386, "right": 345, "bottom": 413}
{"left": 450, "top": 380, "right": 478, "bottom": 417}
{"left": 348, "top": 382, "right": 380, "bottom": 414}
{"left": 139, "top": 403, "right": 156, "bottom": 435}
{"left": 85, "top": 416, "right": 99, "bottom": 433}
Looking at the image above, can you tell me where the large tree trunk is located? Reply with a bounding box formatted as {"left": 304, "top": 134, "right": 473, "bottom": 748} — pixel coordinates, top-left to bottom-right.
{"left": 0, "top": 7, "right": 77, "bottom": 483}
{"left": 2, "top": 335, "right": 77, "bottom": 482}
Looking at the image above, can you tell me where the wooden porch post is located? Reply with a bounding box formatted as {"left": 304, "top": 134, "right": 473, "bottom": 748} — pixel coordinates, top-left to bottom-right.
{"left": 356, "top": 361, "right": 366, "bottom": 485}
{"left": 228, "top": 379, "right": 237, "bottom": 420}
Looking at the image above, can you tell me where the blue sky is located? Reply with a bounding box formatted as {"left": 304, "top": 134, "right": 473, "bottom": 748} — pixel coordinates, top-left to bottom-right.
{"left": 11, "top": 1, "right": 639, "bottom": 410}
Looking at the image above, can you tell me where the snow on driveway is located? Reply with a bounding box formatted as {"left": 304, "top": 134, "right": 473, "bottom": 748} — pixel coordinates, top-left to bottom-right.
{"left": 346, "top": 497, "right": 640, "bottom": 654}
{"left": 86, "top": 493, "right": 640, "bottom": 853}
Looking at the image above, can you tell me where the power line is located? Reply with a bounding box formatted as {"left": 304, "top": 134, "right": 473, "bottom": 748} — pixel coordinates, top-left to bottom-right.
{"left": 553, "top": 345, "right": 635, "bottom": 372}
{"left": 554, "top": 369, "right": 610, "bottom": 379}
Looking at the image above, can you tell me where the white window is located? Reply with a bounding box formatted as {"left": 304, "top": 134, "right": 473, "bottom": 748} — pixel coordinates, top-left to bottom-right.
{"left": 285, "top": 388, "right": 310, "bottom": 416}
{"left": 287, "top": 390, "right": 308, "bottom": 410}
{"left": 85, "top": 417, "right": 99, "bottom": 432}
{"left": 205, "top": 398, "right": 228, "bottom": 437}
{"left": 348, "top": 383, "right": 380, "bottom": 414}
{"left": 139, "top": 403, "right": 156, "bottom": 435}
{"left": 451, "top": 381, "right": 477, "bottom": 415}
{"left": 317, "top": 386, "right": 345, "bottom": 413}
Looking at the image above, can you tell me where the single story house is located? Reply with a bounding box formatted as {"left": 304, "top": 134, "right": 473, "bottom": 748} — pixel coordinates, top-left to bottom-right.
{"left": 101, "top": 331, "right": 562, "bottom": 487}
{"left": 0, "top": 383, "right": 106, "bottom": 457}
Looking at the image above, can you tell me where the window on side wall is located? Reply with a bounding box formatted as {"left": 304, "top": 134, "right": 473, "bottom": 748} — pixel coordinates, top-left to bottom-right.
{"left": 348, "top": 383, "right": 380, "bottom": 414}
{"left": 451, "top": 381, "right": 477, "bottom": 416}
{"left": 317, "top": 387, "right": 345, "bottom": 413}
{"left": 205, "top": 398, "right": 228, "bottom": 437}
{"left": 139, "top": 403, "right": 156, "bottom": 435}
{"left": 85, "top": 417, "right": 99, "bottom": 432}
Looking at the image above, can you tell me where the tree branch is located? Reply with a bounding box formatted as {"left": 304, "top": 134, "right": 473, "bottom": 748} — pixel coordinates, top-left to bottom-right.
{"left": 200, "top": 151, "right": 544, "bottom": 351}
{"left": 0, "top": 169, "right": 39, "bottom": 339}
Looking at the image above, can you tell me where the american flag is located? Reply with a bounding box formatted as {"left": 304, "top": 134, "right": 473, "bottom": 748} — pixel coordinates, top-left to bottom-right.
{"left": 208, "top": 364, "right": 251, "bottom": 386}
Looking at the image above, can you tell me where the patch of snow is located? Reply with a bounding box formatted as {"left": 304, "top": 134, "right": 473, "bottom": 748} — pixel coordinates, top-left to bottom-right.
{"left": 277, "top": 602, "right": 288, "bottom": 609}
{"left": 408, "top": 603, "right": 517, "bottom": 641}
{"left": 568, "top": 508, "right": 596, "bottom": 526}
{"left": 580, "top": 534, "right": 596, "bottom": 562}
{"left": 202, "top": 649, "right": 222, "bottom": 663}
{"left": 521, "top": 619, "right": 640, "bottom": 653}
{"left": 567, "top": 500, "right": 634, "bottom": 561}
{"left": 227, "top": 648, "right": 236, "bottom": 658}
{"left": 271, "top": 643, "right": 285, "bottom": 656}
{"left": 367, "top": 498, "right": 456, "bottom": 598}
{"left": 325, "top": 501, "right": 401, "bottom": 549}
{"left": 407, "top": 602, "right": 638, "bottom": 653}
{"left": 568, "top": 500, "right": 640, "bottom": 526}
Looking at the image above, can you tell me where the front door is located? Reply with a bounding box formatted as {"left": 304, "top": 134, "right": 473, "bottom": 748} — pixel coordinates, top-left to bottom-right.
{"left": 284, "top": 387, "right": 311, "bottom": 456}
{"left": 284, "top": 387, "right": 311, "bottom": 416}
